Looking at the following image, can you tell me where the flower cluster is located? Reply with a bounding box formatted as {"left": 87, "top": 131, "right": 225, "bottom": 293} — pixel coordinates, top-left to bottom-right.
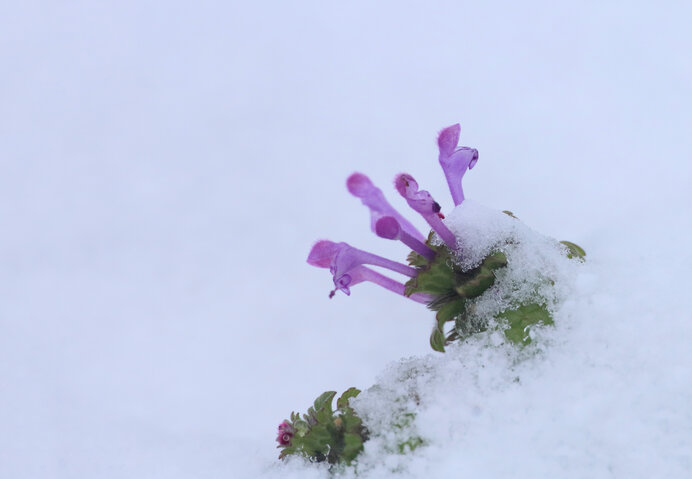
{"left": 307, "top": 124, "right": 477, "bottom": 305}
{"left": 276, "top": 389, "right": 368, "bottom": 465}
{"left": 276, "top": 421, "right": 294, "bottom": 446}
{"left": 281, "top": 123, "right": 587, "bottom": 467}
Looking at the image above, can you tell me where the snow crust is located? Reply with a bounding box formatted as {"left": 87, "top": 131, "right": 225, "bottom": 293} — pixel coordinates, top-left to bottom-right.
{"left": 341, "top": 201, "right": 585, "bottom": 476}
{"left": 263, "top": 203, "right": 692, "bottom": 478}
{"left": 439, "top": 200, "right": 581, "bottom": 338}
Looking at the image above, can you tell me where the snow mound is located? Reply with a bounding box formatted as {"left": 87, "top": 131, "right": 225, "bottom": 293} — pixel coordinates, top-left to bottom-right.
{"left": 436, "top": 200, "right": 583, "bottom": 340}
{"left": 265, "top": 202, "right": 692, "bottom": 478}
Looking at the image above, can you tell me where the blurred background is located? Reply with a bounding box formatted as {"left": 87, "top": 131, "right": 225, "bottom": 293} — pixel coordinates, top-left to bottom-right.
{"left": 1, "top": 1, "right": 690, "bottom": 477}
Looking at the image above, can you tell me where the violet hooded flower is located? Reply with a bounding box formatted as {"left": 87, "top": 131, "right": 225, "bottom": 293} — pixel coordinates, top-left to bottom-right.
{"left": 307, "top": 240, "right": 432, "bottom": 303}
{"left": 394, "top": 173, "right": 457, "bottom": 249}
{"left": 307, "top": 123, "right": 478, "bottom": 305}
{"left": 348, "top": 173, "right": 435, "bottom": 260}
{"left": 346, "top": 173, "right": 426, "bottom": 243}
{"left": 437, "top": 123, "right": 478, "bottom": 206}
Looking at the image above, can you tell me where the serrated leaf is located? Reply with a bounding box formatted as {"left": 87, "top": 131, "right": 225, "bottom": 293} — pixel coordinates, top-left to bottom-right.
{"left": 293, "top": 419, "right": 309, "bottom": 436}
{"left": 499, "top": 303, "right": 553, "bottom": 344}
{"left": 430, "top": 324, "right": 446, "bottom": 352}
{"left": 336, "top": 387, "right": 361, "bottom": 409}
{"left": 278, "top": 447, "right": 293, "bottom": 459}
{"left": 342, "top": 433, "right": 364, "bottom": 463}
{"left": 340, "top": 413, "right": 363, "bottom": 433}
{"left": 313, "top": 391, "right": 336, "bottom": 413}
{"left": 278, "top": 388, "right": 369, "bottom": 465}
{"left": 560, "top": 240, "right": 586, "bottom": 260}
{"left": 302, "top": 424, "right": 331, "bottom": 455}
{"left": 407, "top": 258, "right": 457, "bottom": 296}
{"left": 397, "top": 436, "right": 425, "bottom": 454}
{"left": 316, "top": 407, "right": 332, "bottom": 425}
{"left": 435, "top": 299, "right": 466, "bottom": 324}
{"left": 406, "top": 250, "right": 429, "bottom": 267}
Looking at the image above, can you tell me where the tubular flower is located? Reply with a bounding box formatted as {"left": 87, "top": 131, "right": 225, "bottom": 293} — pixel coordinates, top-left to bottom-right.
{"left": 307, "top": 240, "right": 432, "bottom": 303}
{"left": 375, "top": 216, "right": 435, "bottom": 260}
{"left": 346, "top": 172, "right": 426, "bottom": 243}
{"left": 437, "top": 123, "right": 479, "bottom": 206}
{"left": 307, "top": 124, "right": 478, "bottom": 306}
{"left": 393, "top": 173, "right": 457, "bottom": 249}
{"left": 305, "top": 124, "right": 587, "bottom": 355}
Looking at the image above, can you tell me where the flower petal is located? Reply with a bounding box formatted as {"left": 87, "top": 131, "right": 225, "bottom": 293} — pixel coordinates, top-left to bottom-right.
{"left": 437, "top": 123, "right": 461, "bottom": 157}
{"left": 307, "top": 240, "right": 341, "bottom": 268}
{"left": 394, "top": 173, "right": 458, "bottom": 249}
{"left": 375, "top": 216, "right": 435, "bottom": 260}
{"left": 374, "top": 216, "right": 400, "bottom": 239}
{"left": 437, "top": 124, "right": 479, "bottom": 206}
{"left": 331, "top": 242, "right": 417, "bottom": 279}
{"left": 347, "top": 172, "right": 425, "bottom": 243}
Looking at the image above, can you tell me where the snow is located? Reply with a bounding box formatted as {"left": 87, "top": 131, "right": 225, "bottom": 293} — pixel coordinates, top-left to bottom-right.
{"left": 264, "top": 203, "right": 692, "bottom": 478}
{"left": 346, "top": 256, "right": 690, "bottom": 478}
{"left": 261, "top": 243, "right": 692, "bottom": 479}
{"left": 443, "top": 200, "right": 581, "bottom": 328}
{"left": 1, "top": 1, "right": 692, "bottom": 478}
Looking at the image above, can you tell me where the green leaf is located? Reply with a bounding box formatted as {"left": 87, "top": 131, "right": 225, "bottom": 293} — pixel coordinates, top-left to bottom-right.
{"left": 406, "top": 250, "right": 429, "bottom": 267}
{"left": 304, "top": 408, "right": 317, "bottom": 426}
{"left": 278, "top": 447, "right": 293, "bottom": 459}
{"left": 455, "top": 251, "right": 507, "bottom": 298}
{"left": 336, "top": 387, "right": 361, "bottom": 409}
{"left": 301, "top": 424, "right": 331, "bottom": 456}
{"left": 430, "top": 323, "right": 446, "bottom": 352}
{"left": 278, "top": 388, "right": 370, "bottom": 465}
{"left": 560, "top": 240, "right": 586, "bottom": 260}
{"left": 397, "top": 436, "right": 424, "bottom": 454}
{"left": 392, "top": 412, "right": 416, "bottom": 430}
{"left": 406, "top": 259, "right": 457, "bottom": 296}
{"left": 293, "top": 419, "right": 309, "bottom": 437}
{"left": 313, "top": 391, "right": 336, "bottom": 413}
{"left": 499, "top": 303, "right": 553, "bottom": 344}
{"left": 341, "top": 413, "right": 363, "bottom": 433}
{"left": 435, "top": 299, "right": 466, "bottom": 324}
{"left": 316, "top": 406, "right": 332, "bottom": 424}
{"left": 342, "top": 433, "right": 364, "bottom": 463}
{"left": 483, "top": 251, "right": 509, "bottom": 270}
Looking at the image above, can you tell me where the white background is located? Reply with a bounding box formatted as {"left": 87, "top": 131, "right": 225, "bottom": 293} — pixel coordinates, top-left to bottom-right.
{"left": 1, "top": 1, "right": 690, "bottom": 477}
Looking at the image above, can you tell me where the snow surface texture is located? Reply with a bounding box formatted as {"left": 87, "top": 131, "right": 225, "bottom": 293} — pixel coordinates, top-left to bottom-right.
{"left": 2, "top": 1, "right": 692, "bottom": 478}
{"left": 443, "top": 200, "right": 580, "bottom": 332}
{"left": 270, "top": 202, "right": 692, "bottom": 478}
{"left": 272, "top": 281, "right": 692, "bottom": 477}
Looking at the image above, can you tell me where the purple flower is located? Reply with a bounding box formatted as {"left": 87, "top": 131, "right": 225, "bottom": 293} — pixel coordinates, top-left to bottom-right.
{"left": 330, "top": 242, "right": 417, "bottom": 279}
{"left": 394, "top": 173, "right": 457, "bottom": 249}
{"left": 307, "top": 240, "right": 342, "bottom": 268}
{"left": 438, "top": 124, "right": 478, "bottom": 206}
{"left": 375, "top": 216, "right": 435, "bottom": 260}
{"left": 307, "top": 240, "right": 432, "bottom": 303}
{"left": 277, "top": 421, "right": 294, "bottom": 446}
{"left": 347, "top": 173, "right": 425, "bottom": 243}
{"left": 308, "top": 240, "right": 414, "bottom": 278}
{"left": 307, "top": 123, "right": 479, "bottom": 306}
